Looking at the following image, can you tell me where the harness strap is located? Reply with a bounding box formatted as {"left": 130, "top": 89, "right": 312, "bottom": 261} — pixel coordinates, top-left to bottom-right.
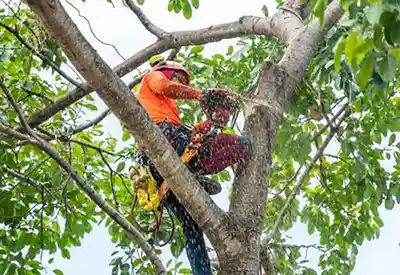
{"left": 158, "top": 133, "right": 202, "bottom": 199}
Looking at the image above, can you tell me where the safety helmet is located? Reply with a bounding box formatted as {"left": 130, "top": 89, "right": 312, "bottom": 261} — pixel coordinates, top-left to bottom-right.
{"left": 152, "top": 60, "right": 190, "bottom": 85}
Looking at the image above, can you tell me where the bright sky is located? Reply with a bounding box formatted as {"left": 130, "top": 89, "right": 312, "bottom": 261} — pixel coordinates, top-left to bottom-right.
{"left": 31, "top": 0, "right": 400, "bottom": 274}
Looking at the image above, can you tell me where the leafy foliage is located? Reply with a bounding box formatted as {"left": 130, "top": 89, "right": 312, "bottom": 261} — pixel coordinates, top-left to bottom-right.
{"left": 0, "top": 1, "right": 399, "bottom": 275}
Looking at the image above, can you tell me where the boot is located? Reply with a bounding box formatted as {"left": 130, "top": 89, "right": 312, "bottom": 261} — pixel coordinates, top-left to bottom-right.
{"left": 196, "top": 175, "right": 222, "bottom": 195}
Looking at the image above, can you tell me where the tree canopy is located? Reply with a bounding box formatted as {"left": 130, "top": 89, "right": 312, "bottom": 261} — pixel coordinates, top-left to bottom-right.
{"left": 0, "top": 0, "right": 399, "bottom": 274}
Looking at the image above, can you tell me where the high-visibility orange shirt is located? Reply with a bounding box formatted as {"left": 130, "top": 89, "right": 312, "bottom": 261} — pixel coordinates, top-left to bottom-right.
{"left": 136, "top": 70, "right": 201, "bottom": 125}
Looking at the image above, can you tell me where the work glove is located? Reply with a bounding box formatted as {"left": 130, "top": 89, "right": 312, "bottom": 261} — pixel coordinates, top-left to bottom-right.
{"left": 199, "top": 88, "right": 236, "bottom": 129}
{"left": 199, "top": 89, "right": 230, "bottom": 111}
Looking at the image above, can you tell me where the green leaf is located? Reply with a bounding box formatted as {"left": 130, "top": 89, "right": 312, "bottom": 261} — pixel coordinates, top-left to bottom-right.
{"left": 179, "top": 268, "right": 192, "bottom": 274}
{"left": 122, "top": 129, "right": 131, "bottom": 141}
{"left": 227, "top": 45, "right": 234, "bottom": 55}
{"left": 366, "top": 2, "right": 383, "bottom": 25}
{"left": 191, "top": 0, "right": 199, "bottom": 9}
{"left": 168, "top": 0, "right": 175, "bottom": 11}
{"left": 389, "top": 48, "right": 400, "bottom": 67}
{"left": 120, "top": 263, "right": 130, "bottom": 272}
{"left": 389, "top": 133, "right": 396, "bottom": 146}
{"left": 53, "top": 269, "right": 64, "bottom": 275}
{"left": 345, "top": 32, "right": 358, "bottom": 64}
{"left": 334, "top": 37, "right": 345, "bottom": 72}
{"left": 61, "top": 249, "right": 71, "bottom": 259}
{"left": 182, "top": 1, "right": 192, "bottom": 19}
{"left": 116, "top": 162, "right": 126, "bottom": 173}
{"left": 356, "top": 54, "right": 374, "bottom": 89}
{"left": 376, "top": 55, "right": 397, "bottom": 82}
{"left": 190, "top": 45, "right": 204, "bottom": 55}
{"left": 136, "top": 0, "right": 144, "bottom": 4}
{"left": 262, "top": 5, "right": 269, "bottom": 17}
{"left": 385, "top": 197, "right": 394, "bottom": 210}
{"left": 379, "top": 11, "right": 399, "bottom": 45}
{"left": 23, "top": 57, "right": 32, "bottom": 73}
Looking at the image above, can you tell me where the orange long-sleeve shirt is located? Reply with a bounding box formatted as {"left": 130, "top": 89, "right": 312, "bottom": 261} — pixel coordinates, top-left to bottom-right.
{"left": 136, "top": 70, "right": 201, "bottom": 125}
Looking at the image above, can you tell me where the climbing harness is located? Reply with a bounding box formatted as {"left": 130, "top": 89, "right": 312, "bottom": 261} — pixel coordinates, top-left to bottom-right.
{"left": 129, "top": 88, "right": 243, "bottom": 247}
{"left": 129, "top": 119, "right": 203, "bottom": 246}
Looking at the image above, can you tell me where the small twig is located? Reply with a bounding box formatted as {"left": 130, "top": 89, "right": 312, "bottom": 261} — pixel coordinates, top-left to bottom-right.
{"left": 270, "top": 242, "right": 327, "bottom": 253}
{"left": 319, "top": 88, "right": 336, "bottom": 132}
{"left": 17, "top": 87, "right": 55, "bottom": 104}
{"left": 98, "top": 151, "right": 120, "bottom": 213}
{"left": 323, "top": 153, "right": 351, "bottom": 164}
{"left": 2, "top": 167, "right": 72, "bottom": 217}
{"left": 0, "top": 22, "right": 84, "bottom": 89}
{"left": 0, "top": 78, "right": 40, "bottom": 140}
{"left": 62, "top": 178, "right": 72, "bottom": 231}
{"left": 64, "top": 0, "right": 126, "bottom": 60}
{"left": 268, "top": 165, "right": 303, "bottom": 201}
{"left": 313, "top": 103, "right": 348, "bottom": 140}
{"left": 124, "top": 0, "right": 165, "bottom": 37}
{"left": 40, "top": 185, "right": 45, "bottom": 262}
{"left": 71, "top": 108, "right": 111, "bottom": 134}
{"left": 318, "top": 156, "right": 330, "bottom": 191}
{"left": 35, "top": 127, "right": 116, "bottom": 156}
{"left": 0, "top": 202, "right": 42, "bottom": 220}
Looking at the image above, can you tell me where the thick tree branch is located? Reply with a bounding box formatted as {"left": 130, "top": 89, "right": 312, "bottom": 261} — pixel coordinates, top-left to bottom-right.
{"left": 0, "top": 123, "right": 166, "bottom": 274}
{"left": 0, "top": 22, "right": 84, "bottom": 89}
{"left": 26, "top": 0, "right": 228, "bottom": 245}
{"left": 225, "top": 2, "right": 344, "bottom": 270}
{"left": 22, "top": 6, "right": 305, "bottom": 129}
{"left": 230, "top": 0, "right": 344, "bottom": 225}
{"left": 124, "top": 0, "right": 165, "bottom": 37}
{"left": 279, "top": 0, "right": 344, "bottom": 79}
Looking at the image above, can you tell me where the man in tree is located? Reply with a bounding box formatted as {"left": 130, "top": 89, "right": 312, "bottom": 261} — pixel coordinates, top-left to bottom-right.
{"left": 134, "top": 59, "right": 252, "bottom": 274}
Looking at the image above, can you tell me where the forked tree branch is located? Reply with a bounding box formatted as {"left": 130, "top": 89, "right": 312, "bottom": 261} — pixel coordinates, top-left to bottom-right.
{"left": 21, "top": 5, "right": 304, "bottom": 130}
{"left": 229, "top": 0, "right": 344, "bottom": 225}
{"left": 25, "top": 0, "right": 229, "bottom": 246}
{"left": 0, "top": 122, "right": 166, "bottom": 274}
{"left": 124, "top": 0, "right": 165, "bottom": 37}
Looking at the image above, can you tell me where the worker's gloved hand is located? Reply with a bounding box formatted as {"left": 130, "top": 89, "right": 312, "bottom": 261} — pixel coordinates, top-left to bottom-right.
{"left": 199, "top": 88, "right": 233, "bottom": 128}
{"left": 199, "top": 88, "right": 230, "bottom": 111}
